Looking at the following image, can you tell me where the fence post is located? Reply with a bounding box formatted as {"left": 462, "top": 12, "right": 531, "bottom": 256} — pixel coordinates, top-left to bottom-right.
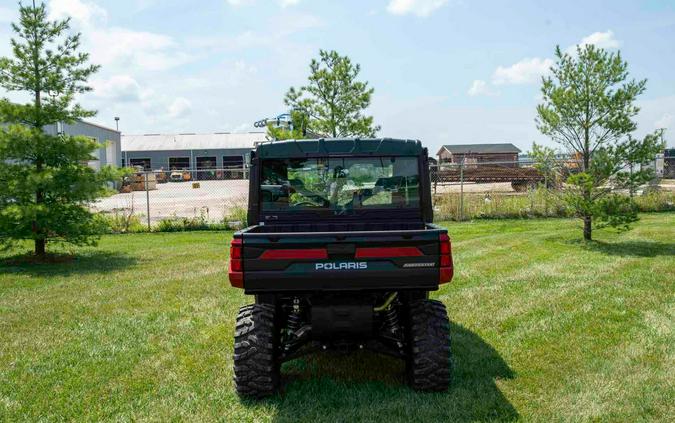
{"left": 458, "top": 161, "right": 464, "bottom": 221}
{"left": 145, "top": 170, "right": 151, "bottom": 230}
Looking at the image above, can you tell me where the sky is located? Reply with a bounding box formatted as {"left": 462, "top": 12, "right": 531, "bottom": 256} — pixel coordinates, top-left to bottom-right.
{"left": 0, "top": 0, "right": 674, "bottom": 154}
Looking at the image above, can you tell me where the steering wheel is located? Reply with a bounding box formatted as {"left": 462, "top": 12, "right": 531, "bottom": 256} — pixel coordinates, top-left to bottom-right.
{"left": 292, "top": 201, "right": 320, "bottom": 207}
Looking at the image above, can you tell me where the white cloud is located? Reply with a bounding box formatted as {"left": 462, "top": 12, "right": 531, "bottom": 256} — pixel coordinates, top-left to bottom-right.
{"left": 279, "top": 0, "right": 301, "bottom": 7}
{"left": 467, "top": 80, "right": 498, "bottom": 97}
{"left": 11, "top": 1, "right": 320, "bottom": 134}
{"left": 167, "top": 97, "right": 192, "bottom": 119}
{"left": 226, "top": 0, "right": 255, "bottom": 6}
{"left": 48, "top": 0, "right": 107, "bottom": 27}
{"left": 90, "top": 75, "right": 145, "bottom": 102}
{"left": 579, "top": 30, "right": 620, "bottom": 49}
{"left": 47, "top": 1, "right": 193, "bottom": 73}
{"left": 566, "top": 30, "right": 621, "bottom": 55}
{"left": 234, "top": 59, "right": 257, "bottom": 73}
{"left": 386, "top": 0, "right": 448, "bottom": 17}
{"left": 89, "top": 27, "right": 192, "bottom": 72}
{"left": 492, "top": 57, "right": 553, "bottom": 85}
{"left": 655, "top": 112, "right": 673, "bottom": 130}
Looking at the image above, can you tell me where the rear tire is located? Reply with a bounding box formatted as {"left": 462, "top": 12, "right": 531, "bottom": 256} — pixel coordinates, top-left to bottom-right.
{"left": 406, "top": 299, "right": 452, "bottom": 391}
{"left": 233, "top": 304, "right": 280, "bottom": 398}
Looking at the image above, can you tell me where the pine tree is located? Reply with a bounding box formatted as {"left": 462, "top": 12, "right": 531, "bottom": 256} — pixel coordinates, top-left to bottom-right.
{"left": 536, "top": 45, "right": 664, "bottom": 240}
{"left": 284, "top": 50, "right": 380, "bottom": 138}
{"left": 0, "top": 1, "right": 118, "bottom": 257}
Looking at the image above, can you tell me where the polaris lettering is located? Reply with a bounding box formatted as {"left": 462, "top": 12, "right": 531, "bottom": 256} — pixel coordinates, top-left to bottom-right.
{"left": 315, "top": 262, "right": 367, "bottom": 270}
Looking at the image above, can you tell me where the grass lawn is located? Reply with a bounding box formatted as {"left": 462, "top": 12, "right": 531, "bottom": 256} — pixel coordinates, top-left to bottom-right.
{"left": 1, "top": 214, "right": 673, "bottom": 421}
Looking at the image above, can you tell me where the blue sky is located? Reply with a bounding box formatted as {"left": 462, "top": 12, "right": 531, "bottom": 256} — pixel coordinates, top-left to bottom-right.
{"left": 0, "top": 0, "right": 674, "bottom": 153}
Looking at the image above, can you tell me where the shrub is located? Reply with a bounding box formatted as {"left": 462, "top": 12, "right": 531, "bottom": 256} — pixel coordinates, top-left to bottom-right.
{"left": 223, "top": 196, "right": 248, "bottom": 230}
{"left": 634, "top": 189, "right": 674, "bottom": 212}
{"left": 433, "top": 187, "right": 572, "bottom": 221}
{"left": 433, "top": 186, "right": 673, "bottom": 222}
{"left": 157, "top": 215, "right": 210, "bottom": 232}
{"left": 100, "top": 210, "right": 147, "bottom": 234}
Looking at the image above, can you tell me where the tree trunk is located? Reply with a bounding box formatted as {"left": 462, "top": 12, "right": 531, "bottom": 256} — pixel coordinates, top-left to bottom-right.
{"left": 35, "top": 238, "right": 46, "bottom": 257}
{"left": 583, "top": 215, "right": 592, "bottom": 241}
{"left": 33, "top": 33, "right": 44, "bottom": 257}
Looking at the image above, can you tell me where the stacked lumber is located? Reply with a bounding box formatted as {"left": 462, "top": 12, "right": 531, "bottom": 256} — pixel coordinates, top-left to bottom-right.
{"left": 130, "top": 172, "right": 157, "bottom": 191}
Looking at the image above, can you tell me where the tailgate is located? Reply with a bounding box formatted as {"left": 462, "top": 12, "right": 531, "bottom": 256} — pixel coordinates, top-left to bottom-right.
{"left": 238, "top": 227, "right": 447, "bottom": 293}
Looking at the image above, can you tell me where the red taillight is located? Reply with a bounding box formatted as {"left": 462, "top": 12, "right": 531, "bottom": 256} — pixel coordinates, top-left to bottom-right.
{"left": 230, "top": 238, "right": 242, "bottom": 259}
{"left": 260, "top": 249, "right": 328, "bottom": 260}
{"left": 355, "top": 247, "right": 423, "bottom": 258}
{"left": 439, "top": 233, "right": 453, "bottom": 284}
{"left": 440, "top": 233, "right": 450, "bottom": 255}
{"left": 440, "top": 267, "right": 453, "bottom": 283}
{"left": 229, "top": 238, "right": 243, "bottom": 288}
{"left": 440, "top": 255, "right": 452, "bottom": 267}
{"left": 230, "top": 259, "right": 242, "bottom": 272}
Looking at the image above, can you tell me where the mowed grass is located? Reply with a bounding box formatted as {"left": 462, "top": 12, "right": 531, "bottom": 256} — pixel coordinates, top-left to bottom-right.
{"left": 1, "top": 214, "right": 673, "bottom": 422}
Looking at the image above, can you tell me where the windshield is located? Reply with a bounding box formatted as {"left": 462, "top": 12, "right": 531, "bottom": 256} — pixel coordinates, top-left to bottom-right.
{"left": 260, "top": 156, "right": 420, "bottom": 213}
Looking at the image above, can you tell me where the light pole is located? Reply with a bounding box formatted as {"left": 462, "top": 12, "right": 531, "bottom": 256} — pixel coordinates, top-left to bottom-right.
{"left": 114, "top": 116, "right": 120, "bottom": 131}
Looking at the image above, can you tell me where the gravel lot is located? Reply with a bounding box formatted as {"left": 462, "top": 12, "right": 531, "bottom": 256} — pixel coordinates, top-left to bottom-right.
{"left": 433, "top": 182, "right": 515, "bottom": 193}
{"left": 95, "top": 179, "right": 673, "bottom": 223}
{"left": 94, "top": 179, "right": 529, "bottom": 222}
{"left": 93, "top": 179, "right": 249, "bottom": 222}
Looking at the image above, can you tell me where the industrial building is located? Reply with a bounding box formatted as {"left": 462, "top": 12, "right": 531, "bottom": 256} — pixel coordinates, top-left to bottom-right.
{"left": 437, "top": 143, "right": 521, "bottom": 167}
{"left": 44, "top": 120, "right": 122, "bottom": 169}
{"left": 120, "top": 131, "right": 267, "bottom": 175}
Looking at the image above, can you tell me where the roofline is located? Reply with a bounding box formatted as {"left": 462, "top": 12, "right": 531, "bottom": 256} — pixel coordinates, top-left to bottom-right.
{"left": 1, "top": 102, "right": 120, "bottom": 134}
{"left": 122, "top": 147, "right": 256, "bottom": 153}
{"left": 438, "top": 143, "right": 522, "bottom": 153}
{"left": 76, "top": 119, "right": 121, "bottom": 134}
{"left": 436, "top": 145, "right": 451, "bottom": 156}
{"left": 122, "top": 131, "right": 266, "bottom": 137}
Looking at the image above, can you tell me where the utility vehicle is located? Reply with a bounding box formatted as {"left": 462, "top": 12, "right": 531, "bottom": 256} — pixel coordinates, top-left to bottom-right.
{"left": 228, "top": 138, "right": 453, "bottom": 398}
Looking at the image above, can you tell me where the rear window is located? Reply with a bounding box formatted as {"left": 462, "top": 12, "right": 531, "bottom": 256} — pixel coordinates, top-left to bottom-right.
{"left": 260, "top": 156, "right": 420, "bottom": 212}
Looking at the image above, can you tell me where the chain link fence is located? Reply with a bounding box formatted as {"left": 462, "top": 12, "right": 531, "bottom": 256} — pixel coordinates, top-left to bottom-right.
{"left": 430, "top": 158, "right": 672, "bottom": 221}
{"left": 431, "top": 160, "right": 550, "bottom": 221}
{"left": 93, "top": 167, "right": 249, "bottom": 231}
{"left": 93, "top": 159, "right": 673, "bottom": 230}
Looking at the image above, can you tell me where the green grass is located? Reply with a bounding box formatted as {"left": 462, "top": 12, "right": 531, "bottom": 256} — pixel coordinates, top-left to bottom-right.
{"left": 1, "top": 214, "right": 673, "bottom": 421}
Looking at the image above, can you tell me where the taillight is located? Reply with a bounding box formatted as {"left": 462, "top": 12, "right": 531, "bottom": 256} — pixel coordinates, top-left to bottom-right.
{"left": 355, "top": 247, "right": 423, "bottom": 258}
{"left": 439, "top": 233, "right": 453, "bottom": 284}
{"left": 229, "top": 238, "right": 243, "bottom": 288}
{"left": 260, "top": 249, "right": 328, "bottom": 260}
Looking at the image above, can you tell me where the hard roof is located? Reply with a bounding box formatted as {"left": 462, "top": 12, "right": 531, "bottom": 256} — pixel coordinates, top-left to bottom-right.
{"left": 438, "top": 143, "right": 521, "bottom": 155}
{"left": 256, "top": 138, "right": 424, "bottom": 158}
{"left": 121, "top": 132, "right": 267, "bottom": 152}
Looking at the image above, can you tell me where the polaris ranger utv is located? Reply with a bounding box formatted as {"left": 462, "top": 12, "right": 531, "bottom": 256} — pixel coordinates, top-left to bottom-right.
{"left": 228, "top": 138, "right": 453, "bottom": 398}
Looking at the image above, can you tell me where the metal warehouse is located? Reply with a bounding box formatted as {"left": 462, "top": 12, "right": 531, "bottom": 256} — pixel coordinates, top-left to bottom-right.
{"left": 43, "top": 120, "right": 122, "bottom": 169}
{"left": 121, "top": 132, "right": 267, "bottom": 174}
